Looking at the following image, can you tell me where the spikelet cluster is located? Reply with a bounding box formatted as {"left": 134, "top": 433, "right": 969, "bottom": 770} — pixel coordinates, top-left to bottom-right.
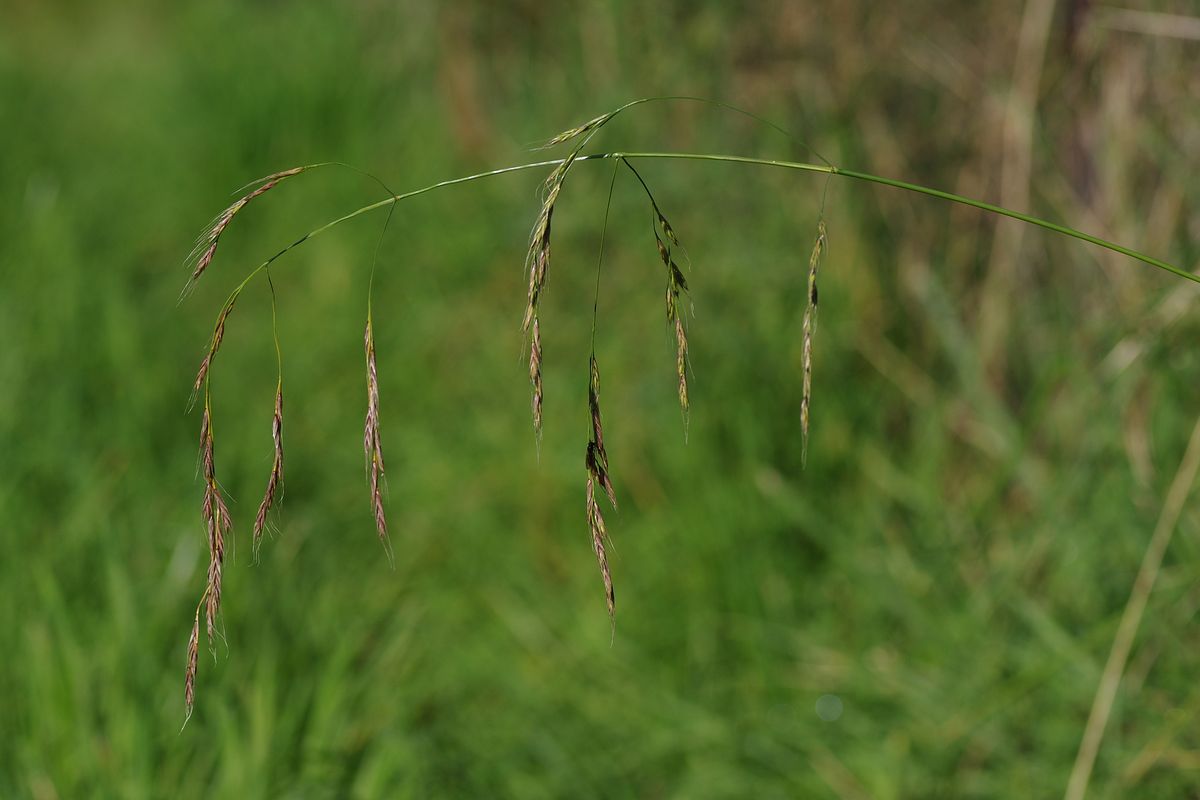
{"left": 529, "top": 317, "right": 543, "bottom": 436}
{"left": 185, "top": 166, "right": 305, "bottom": 294}
{"left": 192, "top": 297, "right": 237, "bottom": 402}
{"left": 654, "top": 210, "right": 691, "bottom": 417}
{"left": 198, "top": 408, "right": 231, "bottom": 647}
{"left": 185, "top": 405, "right": 232, "bottom": 720}
{"left": 363, "top": 320, "right": 389, "bottom": 550}
{"left": 184, "top": 605, "right": 200, "bottom": 723}
{"left": 524, "top": 111, "right": 621, "bottom": 439}
{"left": 539, "top": 111, "right": 614, "bottom": 149}
{"left": 584, "top": 356, "right": 618, "bottom": 623}
{"left": 522, "top": 158, "right": 575, "bottom": 440}
{"left": 800, "top": 219, "right": 826, "bottom": 465}
{"left": 252, "top": 383, "right": 284, "bottom": 558}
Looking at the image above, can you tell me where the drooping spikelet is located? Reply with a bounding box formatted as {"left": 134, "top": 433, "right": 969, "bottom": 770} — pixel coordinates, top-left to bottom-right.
{"left": 252, "top": 383, "right": 284, "bottom": 558}
{"left": 522, "top": 158, "right": 575, "bottom": 440}
{"left": 523, "top": 161, "right": 568, "bottom": 333}
{"left": 529, "top": 317, "right": 543, "bottom": 439}
{"left": 192, "top": 297, "right": 238, "bottom": 403}
{"left": 654, "top": 211, "right": 691, "bottom": 419}
{"left": 585, "top": 460, "right": 615, "bottom": 624}
{"left": 588, "top": 356, "right": 617, "bottom": 509}
{"left": 184, "top": 166, "right": 305, "bottom": 295}
{"left": 800, "top": 219, "right": 826, "bottom": 466}
{"left": 183, "top": 605, "right": 200, "bottom": 723}
{"left": 584, "top": 356, "right": 618, "bottom": 625}
{"left": 540, "top": 111, "right": 615, "bottom": 149}
{"left": 363, "top": 320, "right": 390, "bottom": 553}
{"left": 199, "top": 407, "right": 231, "bottom": 649}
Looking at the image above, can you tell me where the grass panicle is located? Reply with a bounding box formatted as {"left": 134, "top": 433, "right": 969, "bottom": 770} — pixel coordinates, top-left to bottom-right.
{"left": 800, "top": 219, "right": 826, "bottom": 466}
{"left": 522, "top": 110, "right": 625, "bottom": 439}
{"left": 252, "top": 383, "right": 284, "bottom": 558}
{"left": 622, "top": 158, "right": 693, "bottom": 424}
{"left": 522, "top": 160, "right": 566, "bottom": 333}
{"left": 521, "top": 164, "right": 562, "bottom": 441}
{"left": 177, "top": 98, "right": 1196, "bottom": 722}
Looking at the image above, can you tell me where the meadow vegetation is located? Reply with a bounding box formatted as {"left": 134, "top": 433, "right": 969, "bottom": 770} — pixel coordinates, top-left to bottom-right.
{"left": 2, "top": 2, "right": 1199, "bottom": 797}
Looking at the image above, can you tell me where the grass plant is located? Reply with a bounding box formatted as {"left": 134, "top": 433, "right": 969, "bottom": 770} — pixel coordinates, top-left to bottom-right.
{"left": 180, "top": 98, "right": 1199, "bottom": 739}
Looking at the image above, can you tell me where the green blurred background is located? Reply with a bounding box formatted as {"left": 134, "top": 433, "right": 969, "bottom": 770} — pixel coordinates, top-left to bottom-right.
{"left": 3, "top": 1, "right": 1200, "bottom": 797}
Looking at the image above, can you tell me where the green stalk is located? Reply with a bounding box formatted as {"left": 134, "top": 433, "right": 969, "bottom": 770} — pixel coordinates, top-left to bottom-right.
{"left": 216, "top": 151, "right": 1196, "bottom": 308}
{"left": 606, "top": 152, "right": 1196, "bottom": 284}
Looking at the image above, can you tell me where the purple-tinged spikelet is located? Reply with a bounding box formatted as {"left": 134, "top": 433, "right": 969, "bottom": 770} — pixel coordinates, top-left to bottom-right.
{"left": 253, "top": 384, "right": 284, "bottom": 558}
{"left": 185, "top": 167, "right": 305, "bottom": 293}
{"left": 800, "top": 220, "right": 826, "bottom": 465}
{"left": 363, "top": 321, "right": 389, "bottom": 549}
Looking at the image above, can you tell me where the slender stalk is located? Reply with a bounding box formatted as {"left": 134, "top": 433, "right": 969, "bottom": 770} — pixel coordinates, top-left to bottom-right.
{"left": 610, "top": 153, "right": 1196, "bottom": 284}
{"left": 210, "top": 150, "right": 1195, "bottom": 332}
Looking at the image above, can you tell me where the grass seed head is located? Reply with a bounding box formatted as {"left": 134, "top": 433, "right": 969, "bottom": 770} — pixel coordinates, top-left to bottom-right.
{"left": 649, "top": 207, "right": 691, "bottom": 419}
{"left": 192, "top": 297, "right": 238, "bottom": 399}
{"left": 675, "top": 316, "right": 689, "bottom": 415}
{"left": 585, "top": 449, "right": 615, "bottom": 624}
{"left": 363, "top": 321, "right": 389, "bottom": 548}
{"left": 185, "top": 167, "right": 305, "bottom": 291}
{"left": 541, "top": 111, "right": 614, "bottom": 149}
{"left": 657, "top": 211, "right": 679, "bottom": 247}
{"left": 184, "top": 606, "right": 200, "bottom": 722}
{"left": 800, "top": 219, "right": 826, "bottom": 466}
{"left": 530, "top": 317, "right": 543, "bottom": 439}
{"left": 588, "top": 356, "right": 617, "bottom": 508}
{"left": 198, "top": 407, "right": 231, "bottom": 648}
{"left": 253, "top": 385, "right": 284, "bottom": 558}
